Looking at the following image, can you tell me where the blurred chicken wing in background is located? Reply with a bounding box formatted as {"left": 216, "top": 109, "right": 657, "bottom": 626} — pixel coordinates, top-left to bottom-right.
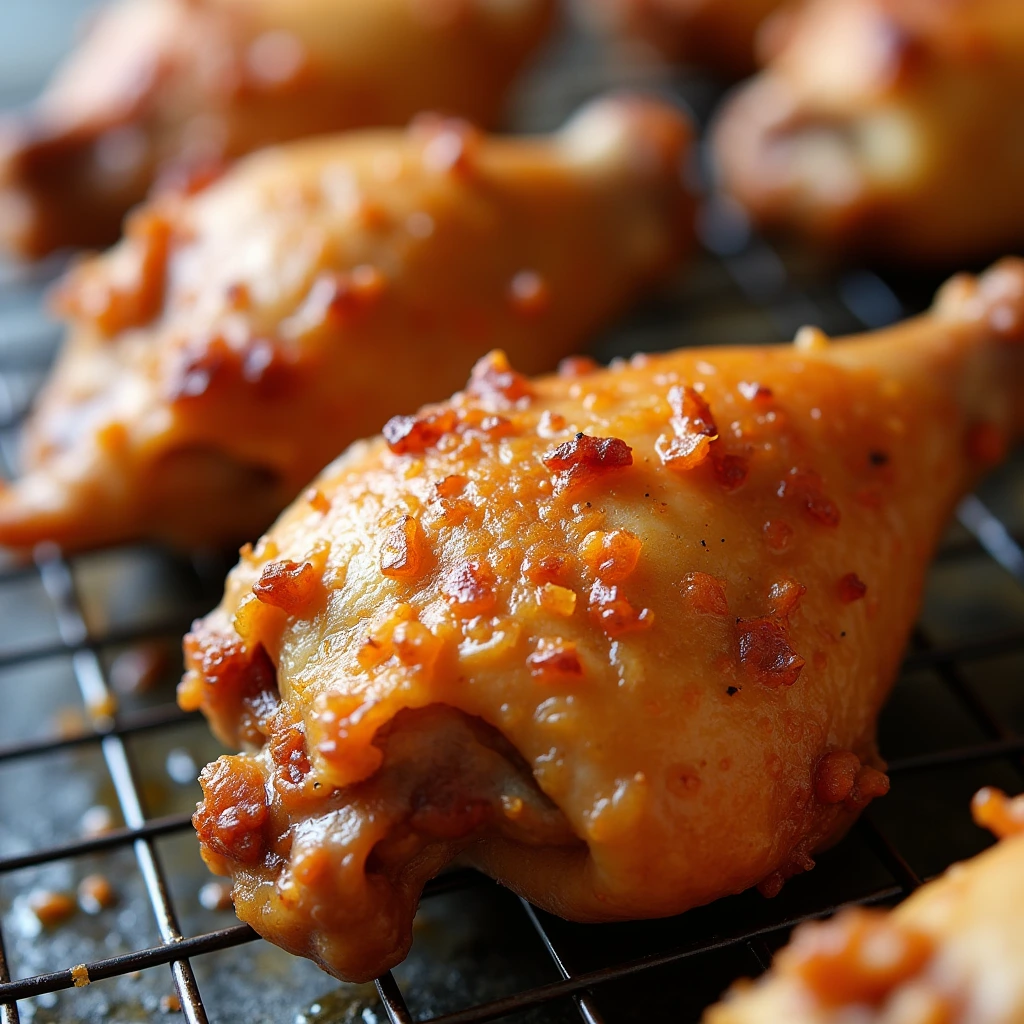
{"left": 713, "top": 0, "right": 1024, "bottom": 263}
{"left": 0, "top": 0, "right": 556, "bottom": 257}
{"left": 0, "top": 95, "right": 693, "bottom": 551}
{"left": 706, "top": 788, "right": 1024, "bottom": 1024}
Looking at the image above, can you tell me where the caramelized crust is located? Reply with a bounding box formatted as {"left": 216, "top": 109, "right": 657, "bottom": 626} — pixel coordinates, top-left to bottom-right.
{"left": 182, "top": 260, "right": 1024, "bottom": 982}
{"left": 0, "top": 0, "right": 557, "bottom": 258}
{"left": 0, "top": 96, "right": 693, "bottom": 551}
{"left": 587, "top": 0, "right": 784, "bottom": 77}
{"left": 713, "top": 0, "right": 1024, "bottom": 262}
{"left": 707, "top": 790, "right": 1024, "bottom": 1023}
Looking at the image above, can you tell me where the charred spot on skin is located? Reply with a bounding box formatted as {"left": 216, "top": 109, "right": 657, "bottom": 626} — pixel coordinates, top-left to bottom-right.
{"left": 726, "top": 686, "right": 739, "bottom": 696}
{"left": 737, "top": 617, "right": 805, "bottom": 687}
{"left": 528, "top": 637, "right": 584, "bottom": 678}
{"left": 559, "top": 355, "right": 599, "bottom": 379}
{"left": 971, "top": 787, "right": 1024, "bottom": 839}
{"left": 543, "top": 433, "right": 633, "bottom": 493}
{"left": 379, "top": 514, "right": 428, "bottom": 580}
{"left": 193, "top": 755, "right": 269, "bottom": 865}
{"left": 656, "top": 385, "right": 717, "bottom": 471}
{"left": 780, "top": 908, "right": 934, "bottom": 1008}
{"left": 779, "top": 467, "right": 841, "bottom": 527}
{"left": 681, "top": 572, "right": 729, "bottom": 616}
{"left": 508, "top": 271, "right": 550, "bottom": 317}
{"left": 868, "top": 450, "right": 890, "bottom": 467}
{"left": 589, "top": 581, "right": 653, "bottom": 637}
{"left": 467, "top": 350, "right": 533, "bottom": 404}
{"left": 442, "top": 560, "right": 497, "bottom": 618}
{"left": 838, "top": 573, "right": 867, "bottom": 603}
{"left": 383, "top": 406, "right": 458, "bottom": 455}
{"left": 252, "top": 559, "right": 319, "bottom": 616}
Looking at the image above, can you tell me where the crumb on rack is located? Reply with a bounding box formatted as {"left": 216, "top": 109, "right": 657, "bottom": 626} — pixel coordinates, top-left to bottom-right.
{"left": 27, "top": 889, "right": 77, "bottom": 928}
{"left": 78, "top": 874, "right": 117, "bottom": 914}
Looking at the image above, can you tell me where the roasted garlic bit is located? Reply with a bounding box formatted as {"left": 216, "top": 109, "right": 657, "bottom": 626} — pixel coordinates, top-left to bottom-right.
{"left": 182, "top": 260, "right": 1024, "bottom": 985}
{"left": 442, "top": 560, "right": 497, "bottom": 618}
{"left": 656, "top": 384, "right": 718, "bottom": 471}
{"left": 467, "top": 350, "right": 534, "bottom": 404}
{"left": 528, "top": 637, "right": 584, "bottom": 678}
{"left": 0, "top": 95, "right": 693, "bottom": 552}
{"left": 972, "top": 786, "right": 1024, "bottom": 839}
{"left": 252, "top": 559, "right": 320, "bottom": 614}
{"left": 681, "top": 571, "right": 729, "bottom": 616}
{"left": 578, "top": 529, "right": 642, "bottom": 582}
{"left": 737, "top": 616, "right": 804, "bottom": 687}
{"left": 542, "top": 433, "right": 633, "bottom": 492}
{"left": 379, "top": 514, "right": 428, "bottom": 580}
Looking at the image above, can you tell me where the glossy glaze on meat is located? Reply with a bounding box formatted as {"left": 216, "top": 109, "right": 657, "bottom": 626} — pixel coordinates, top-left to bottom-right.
{"left": 713, "top": 0, "right": 1024, "bottom": 262}
{"left": 0, "top": 0, "right": 555, "bottom": 257}
{"left": 0, "top": 95, "right": 692, "bottom": 551}
{"left": 181, "top": 260, "right": 1024, "bottom": 982}
{"left": 706, "top": 789, "right": 1024, "bottom": 1023}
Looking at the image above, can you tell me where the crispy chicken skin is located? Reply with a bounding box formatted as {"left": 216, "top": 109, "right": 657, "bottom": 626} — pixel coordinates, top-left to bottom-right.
{"left": 0, "top": 0, "right": 556, "bottom": 258}
{"left": 588, "top": 0, "right": 784, "bottom": 77}
{"left": 0, "top": 96, "right": 693, "bottom": 552}
{"left": 705, "top": 788, "right": 1024, "bottom": 1024}
{"left": 713, "top": 0, "right": 1024, "bottom": 263}
{"left": 181, "top": 259, "right": 1024, "bottom": 982}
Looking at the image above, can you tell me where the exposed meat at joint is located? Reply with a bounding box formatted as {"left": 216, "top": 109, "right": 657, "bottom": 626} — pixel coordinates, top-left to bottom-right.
{"left": 442, "top": 560, "right": 497, "bottom": 617}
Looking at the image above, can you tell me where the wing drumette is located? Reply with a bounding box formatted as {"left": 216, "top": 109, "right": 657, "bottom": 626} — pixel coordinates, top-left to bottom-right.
{"left": 182, "top": 260, "right": 1024, "bottom": 981}
{"left": 706, "top": 788, "right": 1024, "bottom": 1024}
{"left": 0, "top": 95, "right": 693, "bottom": 551}
{"left": 0, "top": 0, "right": 555, "bottom": 257}
{"left": 713, "top": 0, "right": 1024, "bottom": 262}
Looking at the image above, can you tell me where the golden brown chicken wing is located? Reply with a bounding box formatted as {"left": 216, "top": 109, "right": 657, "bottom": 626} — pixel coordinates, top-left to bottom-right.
{"left": 0, "top": 0, "right": 556, "bottom": 258}
{"left": 713, "top": 0, "right": 1024, "bottom": 263}
{"left": 0, "top": 95, "right": 692, "bottom": 552}
{"left": 180, "top": 259, "right": 1024, "bottom": 982}
{"left": 587, "top": 0, "right": 784, "bottom": 77}
{"left": 705, "top": 788, "right": 1024, "bottom": 1024}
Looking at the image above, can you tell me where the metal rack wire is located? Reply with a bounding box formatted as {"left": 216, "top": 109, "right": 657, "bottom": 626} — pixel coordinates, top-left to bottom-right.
{"left": 2, "top": 9, "right": 1024, "bottom": 1024}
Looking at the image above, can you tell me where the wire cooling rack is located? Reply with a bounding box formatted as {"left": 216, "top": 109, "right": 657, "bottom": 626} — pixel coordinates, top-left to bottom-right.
{"left": 2, "top": 6, "right": 1024, "bottom": 1024}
